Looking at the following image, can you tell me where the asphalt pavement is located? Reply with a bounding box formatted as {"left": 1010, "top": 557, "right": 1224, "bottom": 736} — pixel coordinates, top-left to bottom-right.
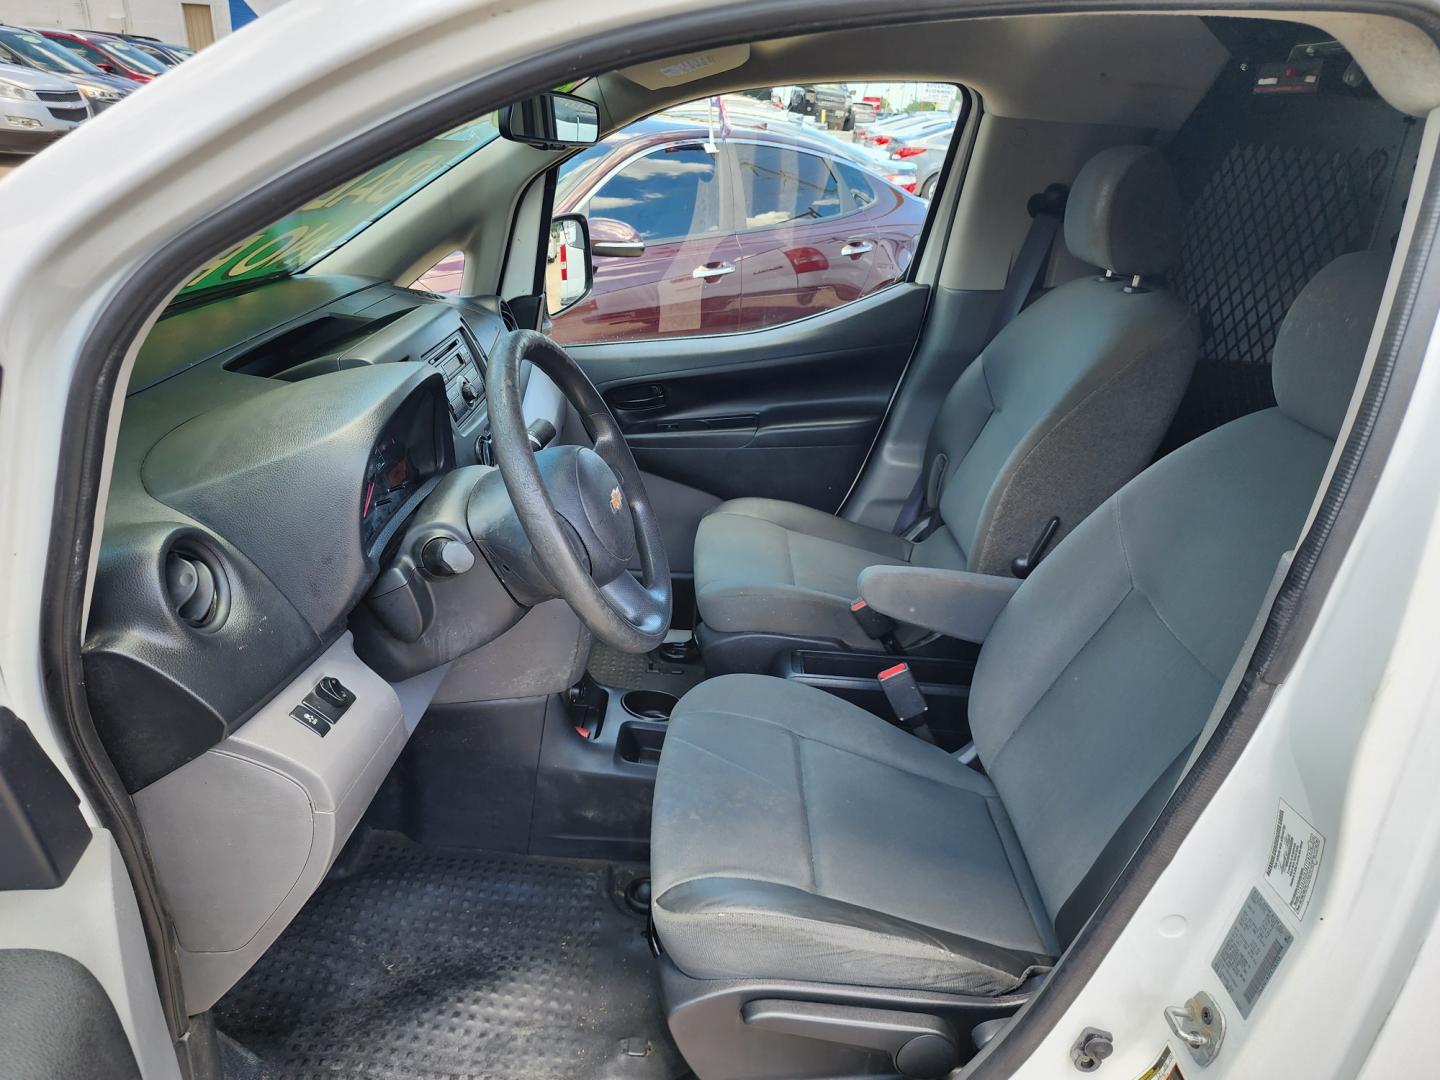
{"left": 0, "top": 153, "right": 27, "bottom": 180}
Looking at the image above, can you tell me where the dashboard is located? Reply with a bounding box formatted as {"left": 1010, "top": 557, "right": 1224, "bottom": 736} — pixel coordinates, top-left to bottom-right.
{"left": 84, "top": 273, "right": 558, "bottom": 793}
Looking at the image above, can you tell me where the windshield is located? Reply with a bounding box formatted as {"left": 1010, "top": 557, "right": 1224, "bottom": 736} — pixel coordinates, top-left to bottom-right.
{"left": 94, "top": 36, "right": 168, "bottom": 74}
{"left": 0, "top": 29, "right": 103, "bottom": 76}
{"left": 179, "top": 116, "right": 499, "bottom": 298}
{"left": 130, "top": 40, "right": 180, "bottom": 66}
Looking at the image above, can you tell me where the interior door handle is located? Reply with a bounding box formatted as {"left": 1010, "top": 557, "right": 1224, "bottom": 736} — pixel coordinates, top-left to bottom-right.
{"left": 840, "top": 240, "right": 874, "bottom": 258}
{"left": 692, "top": 261, "right": 737, "bottom": 280}
{"left": 609, "top": 383, "right": 667, "bottom": 411}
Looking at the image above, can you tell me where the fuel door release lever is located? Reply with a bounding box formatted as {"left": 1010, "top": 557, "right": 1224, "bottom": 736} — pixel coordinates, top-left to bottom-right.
{"left": 1164, "top": 992, "right": 1225, "bottom": 1067}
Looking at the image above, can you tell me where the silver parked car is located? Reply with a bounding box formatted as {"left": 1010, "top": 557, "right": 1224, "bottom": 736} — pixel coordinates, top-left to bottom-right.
{"left": 888, "top": 122, "right": 957, "bottom": 200}
{"left": 0, "top": 26, "right": 138, "bottom": 113}
{"left": 0, "top": 59, "right": 86, "bottom": 154}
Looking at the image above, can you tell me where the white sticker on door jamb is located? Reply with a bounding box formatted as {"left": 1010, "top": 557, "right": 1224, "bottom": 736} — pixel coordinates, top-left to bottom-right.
{"left": 1264, "top": 798, "right": 1325, "bottom": 920}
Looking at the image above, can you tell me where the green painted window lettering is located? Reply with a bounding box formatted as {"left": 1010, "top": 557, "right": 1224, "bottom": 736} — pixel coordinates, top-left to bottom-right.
{"left": 180, "top": 118, "right": 498, "bottom": 297}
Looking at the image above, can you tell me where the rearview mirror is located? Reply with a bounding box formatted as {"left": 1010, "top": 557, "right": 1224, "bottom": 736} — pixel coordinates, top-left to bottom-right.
{"left": 500, "top": 92, "right": 600, "bottom": 148}
{"left": 546, "top": 214, "right": 594, "bottom": 315}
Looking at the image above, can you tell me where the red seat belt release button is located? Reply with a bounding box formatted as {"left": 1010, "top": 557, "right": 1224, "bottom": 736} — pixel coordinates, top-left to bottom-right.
{"left": 850, "top": 597, "right": 898, "bottom": 640}
{"left": 878, "top": 662, "right": 927, "bottom": 726}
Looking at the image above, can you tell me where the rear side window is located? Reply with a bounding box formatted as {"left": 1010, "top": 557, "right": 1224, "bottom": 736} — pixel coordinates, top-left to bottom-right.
{"left": 834, "top": 161, "right": 878, "bottom": 211}
{"left": 736, "top": 144, "right": 842, "bottom": 229}
{"left": 587, "top": 145, "right": 722, "bottom": 243}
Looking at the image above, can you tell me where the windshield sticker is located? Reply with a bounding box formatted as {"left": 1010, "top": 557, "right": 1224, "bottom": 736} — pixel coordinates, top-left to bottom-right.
{"left": 1212, "top": 887, "right": 1293, "bottom": 1019}
{"left": 180, "top": 118, "right": 497, "bottom": 296}
{"left": 1264, "top": 798, "right": 1325, "bottom": 920}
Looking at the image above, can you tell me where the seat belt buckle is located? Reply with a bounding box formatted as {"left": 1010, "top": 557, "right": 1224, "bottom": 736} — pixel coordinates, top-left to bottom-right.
{"left": 850, "top": 598, "right": 895, "bottom": 638}
{"left": 851, "top": 598, "right": 903, "bottom": 654}
{"left": 878, "top": 662, "right": 928, "bottom": 728}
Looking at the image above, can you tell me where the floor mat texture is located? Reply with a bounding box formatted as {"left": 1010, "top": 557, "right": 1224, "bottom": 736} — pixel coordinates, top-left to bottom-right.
{"left": 587, "top": 644, "right": 705, "bottom": 697}
{"left": 215, "top": 836, "right": 686, "bottom": 1080}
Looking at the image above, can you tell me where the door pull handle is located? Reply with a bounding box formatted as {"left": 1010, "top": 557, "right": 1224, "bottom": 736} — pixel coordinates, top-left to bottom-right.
{"left": 692, "top": 262, "right": 737, "bottom": 280}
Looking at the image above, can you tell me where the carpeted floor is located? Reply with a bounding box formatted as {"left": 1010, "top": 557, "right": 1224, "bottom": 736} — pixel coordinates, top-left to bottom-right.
{"left": 214, "top": 835, "right": 688, "bottom": 1080}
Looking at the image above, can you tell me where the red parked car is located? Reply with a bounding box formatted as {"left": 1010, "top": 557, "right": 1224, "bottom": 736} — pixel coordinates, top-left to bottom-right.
{"left": 39, "top": 29, "right": 168, "bottom": 84}
{"left": 548, "top": 115, "right": 927, "bottom": 344}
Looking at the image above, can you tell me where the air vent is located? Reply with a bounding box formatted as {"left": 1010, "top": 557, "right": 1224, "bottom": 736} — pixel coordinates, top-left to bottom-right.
{"left": 499, "top": 299, "right": 518, "bottom": 331}
{"left": 165, "top": 549, "right": 220, "bottom": 628}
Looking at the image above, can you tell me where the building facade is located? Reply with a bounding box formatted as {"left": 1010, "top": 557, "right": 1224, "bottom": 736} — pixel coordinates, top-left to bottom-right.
{"left": 0, "top": 0, "right": 290, "bottom": 48}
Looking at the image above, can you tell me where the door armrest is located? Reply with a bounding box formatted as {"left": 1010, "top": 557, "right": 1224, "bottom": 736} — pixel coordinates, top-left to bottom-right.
{"left": 858, "top": 565, "right": 1021, "bottom": 644}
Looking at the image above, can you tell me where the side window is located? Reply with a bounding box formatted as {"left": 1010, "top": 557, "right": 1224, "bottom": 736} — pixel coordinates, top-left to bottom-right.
{"left": 548, "top": 85, "right": 962, "bottom": 346}
{"left": 587, "top": 146, "right": 722, "bottom": 242}
{"left": 735, "top": 144, "right": 842, "bottom": 229}
{"left": 834, "top": 161, "right": 878, "bottom": 212}
{"left": 410, "top": 251, "right": 465, "bottom": 295}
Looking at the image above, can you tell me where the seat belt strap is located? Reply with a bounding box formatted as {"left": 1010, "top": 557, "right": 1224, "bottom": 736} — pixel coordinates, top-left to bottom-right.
{"left": 984, "top": 183, "right": 1069, "bottom": 345}
{"left": 893, "top": 452, "right": 950, "bottom": 538}
{"left": 892, "top": 186, "right": 1065, "bottom": 538}
{"left": 892, "top": 474, "right": 927, "bottom": 536}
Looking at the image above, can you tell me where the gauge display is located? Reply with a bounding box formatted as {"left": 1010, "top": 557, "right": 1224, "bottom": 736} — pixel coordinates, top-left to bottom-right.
{"left": 361, "top": 433, "right": 424, "bottom": 551}
{"left": 357, "top": 383, "right": 451, "bottom": 556}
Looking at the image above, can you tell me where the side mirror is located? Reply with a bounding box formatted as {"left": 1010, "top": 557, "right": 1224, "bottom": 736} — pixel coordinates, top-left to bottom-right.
{"left": 500, "top": 92, "right": 600, "bottom": 149}
{"left": 589, "top": 216, "right": 646, "bottom": 259}
{"left": 545, "top": 214, "right": 594, "bottom": 316}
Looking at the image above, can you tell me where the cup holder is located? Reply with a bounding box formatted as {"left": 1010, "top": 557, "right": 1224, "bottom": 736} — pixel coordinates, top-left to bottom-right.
{"left": 622, "top": 690, "right": 678, "bottom": 721}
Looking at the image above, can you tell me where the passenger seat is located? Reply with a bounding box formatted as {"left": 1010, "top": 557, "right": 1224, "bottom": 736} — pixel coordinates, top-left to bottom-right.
{"left": 694, "top": 145, "right": 1201, "bottom": 671}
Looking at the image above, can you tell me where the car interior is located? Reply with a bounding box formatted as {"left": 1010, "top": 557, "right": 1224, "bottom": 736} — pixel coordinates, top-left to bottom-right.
{"left": 79, "top": 9, "right": 1427, "bottom": 1079}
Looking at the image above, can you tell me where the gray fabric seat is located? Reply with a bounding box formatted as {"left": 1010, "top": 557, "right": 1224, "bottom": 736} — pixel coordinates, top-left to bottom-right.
{"left": 695, "top": 145, "right": 1202, "bottom": 655}
{"left": 652, "top": 251, "right": 1389, "bottom": 996}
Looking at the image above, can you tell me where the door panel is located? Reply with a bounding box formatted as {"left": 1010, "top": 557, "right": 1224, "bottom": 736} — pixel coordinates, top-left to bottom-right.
{"left": 0, "top": 951, "right": 142, "bottom": 1080}
{"left": 0, "top": 706, "right": 175, "bottom": 1079}
{"left": 552, "top": 233, "right": 742, "bottom": 343}
{"left": 733, "top": 142, "right": 870, "bottom": 332}
{"left": 550, "top": 142, "right": 739, "bottom": 344}
{"left": 570, "top": 282, "right": 929, "bottom": 511}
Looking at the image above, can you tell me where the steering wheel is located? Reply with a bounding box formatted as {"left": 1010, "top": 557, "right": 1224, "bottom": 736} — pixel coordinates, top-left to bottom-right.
{"left": 484, "top": 330, "right": 671, "bottom": 653}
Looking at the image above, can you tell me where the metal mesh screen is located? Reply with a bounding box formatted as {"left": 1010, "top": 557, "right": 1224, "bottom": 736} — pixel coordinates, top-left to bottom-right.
{"left": 1158, "top": 68, "right": 1415, "bottom": 450}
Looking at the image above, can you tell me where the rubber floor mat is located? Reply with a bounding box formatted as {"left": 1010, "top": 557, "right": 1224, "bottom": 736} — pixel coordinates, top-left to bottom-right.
{"left": 587, "top": 644, "right": 705, "bottom": 697}
{"left": 215, "top": 835, "right": 689, "bottom": 1080}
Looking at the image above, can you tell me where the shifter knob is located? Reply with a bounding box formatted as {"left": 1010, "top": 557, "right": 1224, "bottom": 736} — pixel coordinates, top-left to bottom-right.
{"left": 421, "top": 536, "right": 475, "bottom": 577}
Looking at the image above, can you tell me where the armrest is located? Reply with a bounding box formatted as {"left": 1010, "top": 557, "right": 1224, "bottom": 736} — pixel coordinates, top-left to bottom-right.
{"left": 857, "top": 565, "right": 1021, "bottom": 644}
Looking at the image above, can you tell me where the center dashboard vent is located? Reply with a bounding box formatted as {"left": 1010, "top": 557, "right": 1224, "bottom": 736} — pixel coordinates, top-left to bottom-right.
{"left": 423, "top": 329, "right": 486, "bottom": 423}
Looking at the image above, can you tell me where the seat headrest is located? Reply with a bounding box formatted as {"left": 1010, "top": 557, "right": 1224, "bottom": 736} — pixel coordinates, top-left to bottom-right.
{"left": 1063, "top": 145, "right": 1181, "bottom": 277}
{"left": 1272, "top": 251, "right": 1390, "bottom": 439}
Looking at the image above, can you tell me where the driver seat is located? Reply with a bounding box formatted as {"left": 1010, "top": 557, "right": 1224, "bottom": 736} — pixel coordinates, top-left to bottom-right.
{"left": 649, "top": 252, "right": 1389, "bottom": 1077}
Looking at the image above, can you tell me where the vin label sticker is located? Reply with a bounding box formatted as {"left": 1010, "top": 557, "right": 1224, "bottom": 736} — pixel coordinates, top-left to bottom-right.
{"left": 1264, "top": 798, "right": 1325, "bottom": 920}
{"left": 1213, "top": 887, "right": 1293, "bottom": 1018}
